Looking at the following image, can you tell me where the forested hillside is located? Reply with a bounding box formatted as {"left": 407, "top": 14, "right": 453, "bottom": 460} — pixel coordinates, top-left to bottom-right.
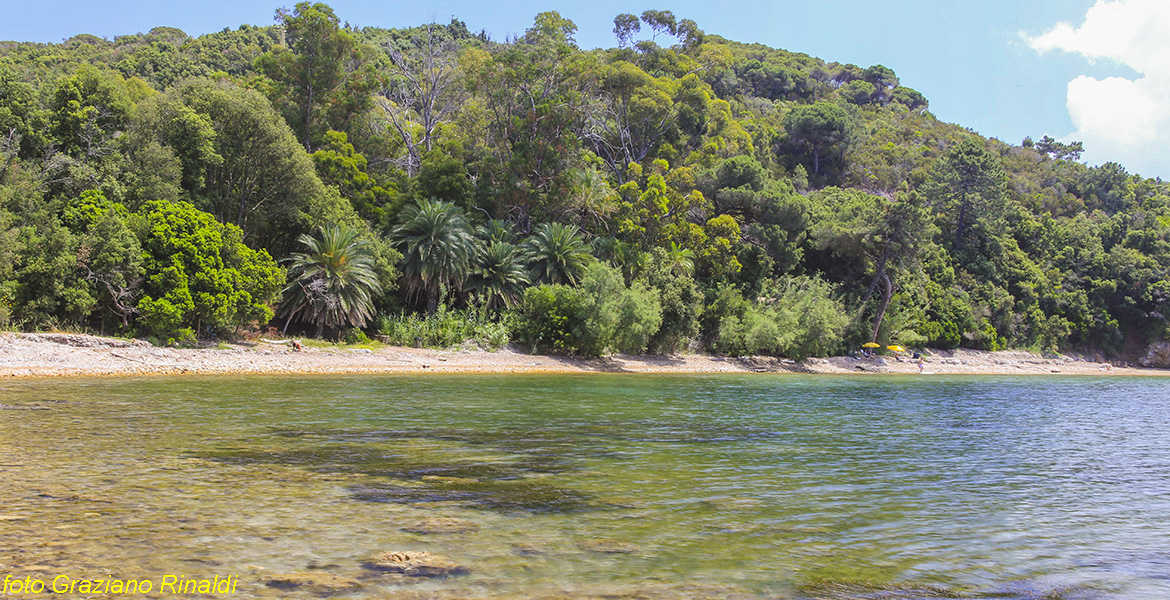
{"left": 1, "top": 3, "right": 1167, "bottom": 358}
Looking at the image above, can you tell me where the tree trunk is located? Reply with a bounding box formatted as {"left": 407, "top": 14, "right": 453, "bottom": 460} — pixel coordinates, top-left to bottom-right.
{"left": 427, "top": 285, "right": 440, "bottom": 315}
{"left": 304, "top": 83, "right": 314, "bottom": 150}
{"left": 871, "top": 272, "right": 893, "bottom": 343}
{"left": 955, "top": 192, "right": 968, "bottom": 249}
{"left": 315, "top": 320, "right": 325, "bottom": 340}
{"left": 858, "top": 245, "right": 891, "bottom": 311}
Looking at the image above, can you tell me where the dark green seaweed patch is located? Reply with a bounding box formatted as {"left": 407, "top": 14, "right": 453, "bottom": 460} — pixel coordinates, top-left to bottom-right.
{"left": 351, "top": 477, "right": 592, "bottom": 513}
{"left": 796, "top": 578, "right": 969, "bottom": 599}
{"left": 199, "top": 419, "right": 794, "bottom": 513}
{"left": 196, "top": 429, "right": 599, "bottom": 513}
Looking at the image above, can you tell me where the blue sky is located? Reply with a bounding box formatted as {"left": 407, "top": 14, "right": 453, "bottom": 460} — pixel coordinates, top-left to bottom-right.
{"left": 1, "top": 0, "right": 1164, "bottom": 178}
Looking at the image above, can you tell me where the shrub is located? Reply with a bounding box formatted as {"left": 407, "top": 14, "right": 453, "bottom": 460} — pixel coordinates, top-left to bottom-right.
{"left": 377, "top": 305, "right": 513, "bottom": 349}
{"left": 344, "top": 327, "right": 372, "bottom": 345}
{"left": 517, "top": 263, "right": 663, "bottom": 356}
{"left": 713, "top": 275, "right": 848, "bottom": 359}
{"left": 515, "top": 284, "right": 589, "bottom": 354}
{"left": 644, "top": 249, "right": 703, "bottom": 353}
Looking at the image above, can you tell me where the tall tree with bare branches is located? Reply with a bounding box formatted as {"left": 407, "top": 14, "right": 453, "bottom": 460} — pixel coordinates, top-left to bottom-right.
{"left": 378, "top": 24, "right": 465, "bottom": 176}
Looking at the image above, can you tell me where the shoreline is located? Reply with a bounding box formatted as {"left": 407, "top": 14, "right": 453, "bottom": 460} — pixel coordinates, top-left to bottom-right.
{"left": 2, "top": 332, "right": 1166, "bottom": 379}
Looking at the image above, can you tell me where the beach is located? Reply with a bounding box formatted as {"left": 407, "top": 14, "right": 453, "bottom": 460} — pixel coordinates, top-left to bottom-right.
{"left": 0, "top": 332, "right": 1158, "bottom": 378}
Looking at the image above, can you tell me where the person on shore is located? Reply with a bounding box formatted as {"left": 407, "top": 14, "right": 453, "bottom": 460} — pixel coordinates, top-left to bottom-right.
{"left": 917, "top": 356, "right": 925, "bottom": 374}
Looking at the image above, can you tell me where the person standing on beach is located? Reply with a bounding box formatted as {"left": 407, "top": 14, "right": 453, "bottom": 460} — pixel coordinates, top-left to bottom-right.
{"left": 917, "top": 356, "right": 925, "bottom": 373}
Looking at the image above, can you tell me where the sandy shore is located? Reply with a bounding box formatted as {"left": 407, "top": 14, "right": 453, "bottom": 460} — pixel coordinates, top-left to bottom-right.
{"left": 1, "top": 332, "right": 1164, "bottom": 379}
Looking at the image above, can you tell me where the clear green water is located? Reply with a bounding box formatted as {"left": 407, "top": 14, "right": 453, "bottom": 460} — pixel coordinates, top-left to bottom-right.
{"left": 3, "top": 374, "right": 1169, "bottom": 599}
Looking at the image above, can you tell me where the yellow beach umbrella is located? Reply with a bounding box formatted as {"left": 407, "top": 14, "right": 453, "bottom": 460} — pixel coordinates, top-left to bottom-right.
{"left": 862, "top": 342, "right": 881, "bottom": 348}
{"left": 887, "top": 345, "right": 906, "bottom": 352}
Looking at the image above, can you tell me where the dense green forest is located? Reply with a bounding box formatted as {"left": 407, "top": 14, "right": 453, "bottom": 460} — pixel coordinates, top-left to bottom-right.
{"left": 1, "top": 3, "right": 1167, "bottom": 358}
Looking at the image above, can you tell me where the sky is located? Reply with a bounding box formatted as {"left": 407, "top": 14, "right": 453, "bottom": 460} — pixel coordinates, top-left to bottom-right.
{"left": 1, "top": 0, "right": 1164, "bottom": 178}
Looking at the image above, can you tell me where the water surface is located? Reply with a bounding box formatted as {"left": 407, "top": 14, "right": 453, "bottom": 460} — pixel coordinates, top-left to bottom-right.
{"left": 2, "top": 374, "right": 1169, "bottom": 599}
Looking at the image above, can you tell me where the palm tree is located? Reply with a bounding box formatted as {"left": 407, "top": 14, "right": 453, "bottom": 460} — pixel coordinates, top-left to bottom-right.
{"left": 480, "top": 219, "right": 517, "bottom": 244}
{"left": 391, "top": 199, "right": 479, "bottom": 313}
{"left": 665, "top": 242, "right": 695, "bottom": 277}
{"left": 524, "top": 222, "right": 591, "bottom": 285}
{"left": 280, "top": 225, "right": 382, "bottom": 338}
{"left": 469, "top": 241, "right": 530, "bottom": 309}
{"left": 593, "top": 237, "right": 648, "bottom": 283}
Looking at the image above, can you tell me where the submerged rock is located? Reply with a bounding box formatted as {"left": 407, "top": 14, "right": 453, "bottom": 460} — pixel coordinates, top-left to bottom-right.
{"left": 363, "top": 551, "right": 467, "bottom": 578}
{"left": 265, "top": 572, "right": 361, "bottom": 592}
{"left": 401, "top": 517, "right": 479, "bottom": 534}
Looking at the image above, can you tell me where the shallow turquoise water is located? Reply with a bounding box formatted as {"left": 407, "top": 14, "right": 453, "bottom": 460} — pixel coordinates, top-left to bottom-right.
{"left": 2, "top": 374, "right": 1169, "bottom": 599}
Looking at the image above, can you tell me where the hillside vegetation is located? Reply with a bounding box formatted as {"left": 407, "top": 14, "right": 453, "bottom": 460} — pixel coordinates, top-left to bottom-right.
{"left": 1, "top": 3, "right": 1167, "bottom": 358}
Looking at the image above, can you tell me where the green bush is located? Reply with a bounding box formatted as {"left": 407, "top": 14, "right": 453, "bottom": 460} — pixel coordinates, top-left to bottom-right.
{"left": 517, "top": 263, "right": 663, "bottom": 356}
{"left": 377, "top": 305, "right": 513, "bottom": 349}
{"left": 344, "top": 327, "right": 372, "bottom": 344}
{"left": 644, "top": 249, "right": 703, "bottom": 353}
{"left": 515, "top": 284, "right": 589, "bottom": 354}
{"left": 718, "top": 305, "right": 785, "bottom": 356}
{"left": 133, "top": 200, "right": 282, "bottom": 340}
{"left": 713, "top": 275, "right": 848, "bottom": 359}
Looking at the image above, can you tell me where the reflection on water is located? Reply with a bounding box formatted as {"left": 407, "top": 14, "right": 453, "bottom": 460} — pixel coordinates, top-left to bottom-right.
{"left": 2, "top": 374, "right": 1170, "bottom": 599}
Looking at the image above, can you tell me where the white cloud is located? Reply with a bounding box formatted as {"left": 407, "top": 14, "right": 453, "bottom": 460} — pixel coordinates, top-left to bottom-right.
{"left": 1025, "top": 0, "right": 1170, "bottom": 176}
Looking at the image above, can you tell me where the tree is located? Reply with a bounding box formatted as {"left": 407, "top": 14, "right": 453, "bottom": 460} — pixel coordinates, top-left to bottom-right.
{"left": 891, "top": 86, "right": 928, "bottom": 110}
{"left": 311, "top": 130, "right": 395, "bottom": 225}
{"left": 469, "top": 240, "right": 530, "bottom": 309}
{"left": 585, "top": 61, "right": 676, "bottom": 179}
{"left": 463, "top": 12, "right": 591, "bottom": 224}
{"left": 923, "top": 137, "right": 1007, "bottom": 252}
{"left": 49, "top": 65, "right": 133, "bottom": 160}
{"left": 645, "top": 247, "right": 702, "bottom": 353}
{"left": 134, "top": 200, "right": 283, "bottom": 341}
{"left": 664, "top": 241, "right": 695, "bottom": 276}
{"left": 862, "top": 64, "right": 898, "bottom": 103}
{"left": 378, "top": 23, "right": 465, "bottom": 176}
{"left": 391, "top": 199, "right": 479, "bottom": 313}
{"left": 783, "top": 101, "right": 852, "bottom": 177}
{"left": 811, "top": 188, "right": 932, "bottom": 343}
{"left": 1035, "top": 135, "right": 1083, "bottom": 161}
{"left": 256, "top": 2, "right": 371, "bottom": 149}
{"left": 138, "top": 78, "right": 342, "bottom": 254}
{"left": 80, "top": 211, "right": 144, "bottom": 331}
{"left": 841, "top": 80, "right": 876, "bottom": 105}
{"left": 0, "top": 63, "right": 45, "bottom": 173}
{"left": 640, "top": 10, "right": 678, "bottom": 39}
{"left": 9, "top": 217, "right": 95, "bottom": 327}
{"left": 279, "top": 224, "right": 382, "bottom": 338}
{"left": 413, "top": 150, "right": 473, "bottom": 209}
{"left": 524, "top": 222, "right": 592, "bottom": 285}
{"left": 613, "top": 14, "right": 641, "bottom": 48}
